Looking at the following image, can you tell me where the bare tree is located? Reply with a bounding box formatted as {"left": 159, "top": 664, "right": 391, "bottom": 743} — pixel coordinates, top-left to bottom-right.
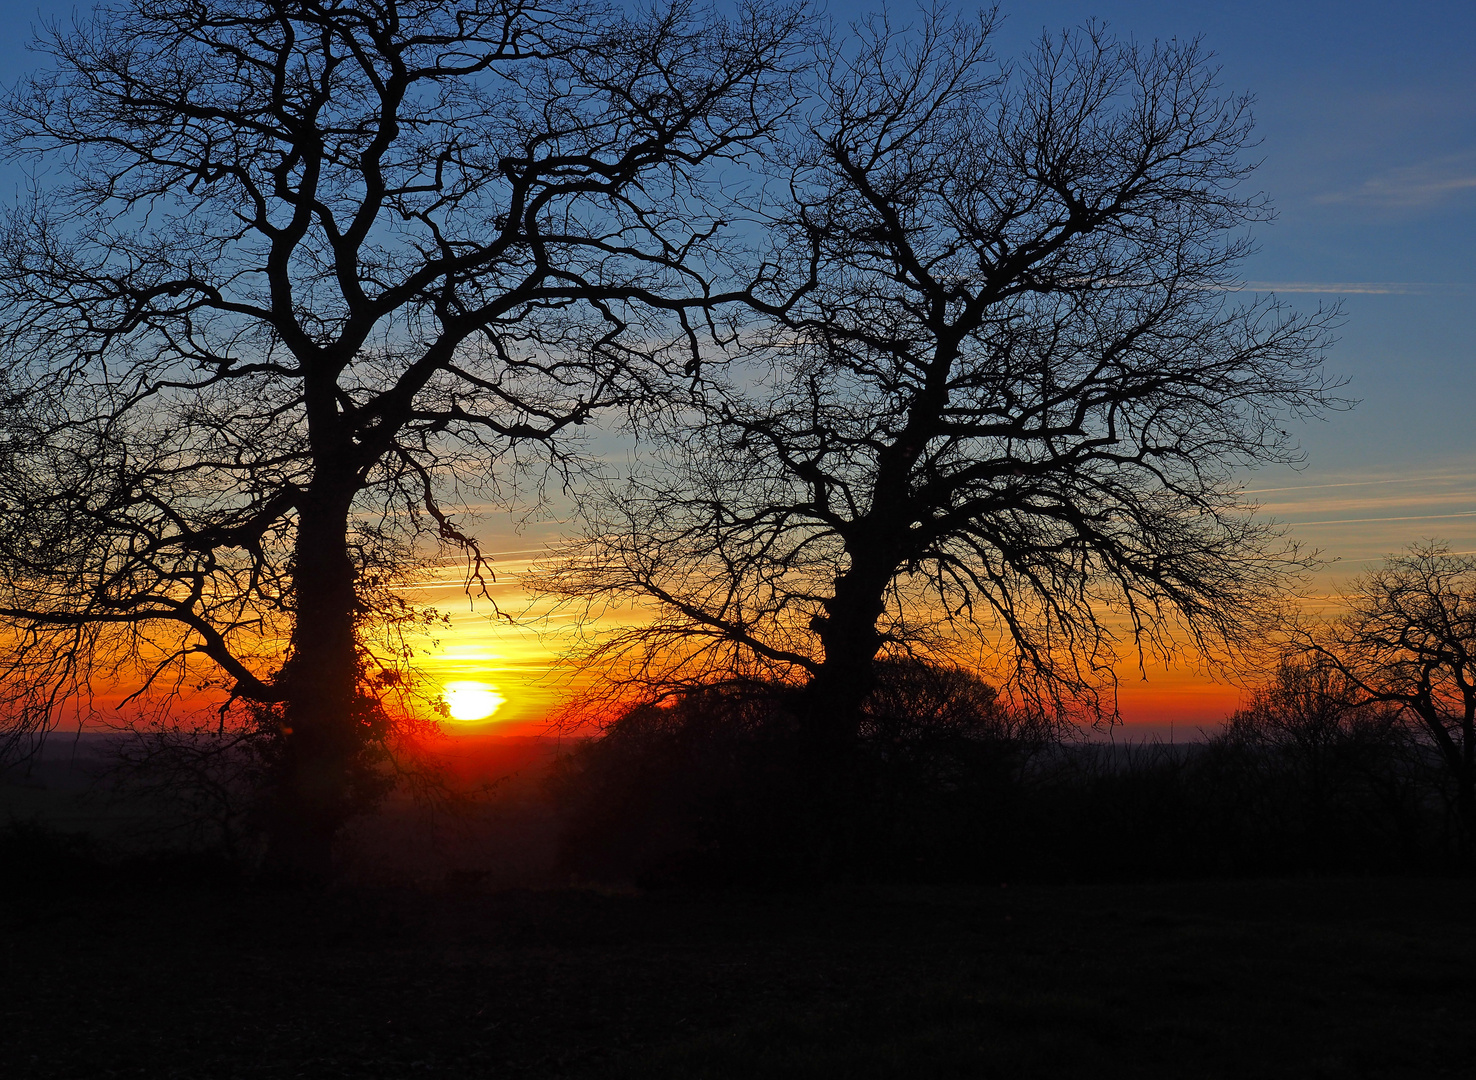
{"left": 550, "top": 9, "right": 1341, "bottom": 745}
{"left": 0, "top": 0, "right": 803, "bottom": 874}
{"left": 1296, "top": 543, "right": 1476, "bottom": 847}
{"left": 1221, "top": 660, "right": 1417, "bottom": 841}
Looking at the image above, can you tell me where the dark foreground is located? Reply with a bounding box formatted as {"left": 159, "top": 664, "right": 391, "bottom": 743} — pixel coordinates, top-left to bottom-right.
{"left": 5, "top": 876, "right": 1476, "bottom": 1079}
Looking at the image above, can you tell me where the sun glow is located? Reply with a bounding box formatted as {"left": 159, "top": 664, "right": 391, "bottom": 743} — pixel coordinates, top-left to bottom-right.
{"left": 443, "top": 681, "right": 506, "bottom": 722}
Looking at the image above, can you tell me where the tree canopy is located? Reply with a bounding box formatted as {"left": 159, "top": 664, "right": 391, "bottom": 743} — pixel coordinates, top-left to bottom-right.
{"left": 0, "top": 2, "right": 1349, "bottom": 872}
{"left": 0, "top": 0, "right": 804, "bottom": 872}
{"left": 1295, "top": 543, "right": 1476, "bottom": 845}
{"left": 549, "top": 9, "right": 1341, "bottom": 734}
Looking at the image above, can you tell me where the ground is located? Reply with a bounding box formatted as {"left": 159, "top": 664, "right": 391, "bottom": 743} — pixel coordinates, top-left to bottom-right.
{"left": 4, "top": 876, "right": 1475, "bottom": 1078}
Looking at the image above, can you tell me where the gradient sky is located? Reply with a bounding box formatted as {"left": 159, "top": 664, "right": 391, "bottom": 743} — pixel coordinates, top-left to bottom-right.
{"left": 959, "top": 1, "right": 1476, "bottom": 727}
{"left": 2, "top": 1, "right": 1471, "bottom": 732}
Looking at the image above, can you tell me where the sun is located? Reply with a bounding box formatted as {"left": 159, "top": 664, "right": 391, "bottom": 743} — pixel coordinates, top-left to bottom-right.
{"left": 442, "top": 681, "right": 506, "bottom": 722}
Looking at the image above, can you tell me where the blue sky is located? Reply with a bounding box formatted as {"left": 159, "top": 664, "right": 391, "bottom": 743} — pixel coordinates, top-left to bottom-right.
{"left": 3, "top": 1, "right": 1468, "bottom": 516}
{"left": 822, "top": 1, "right": 1476, "bottom": 488}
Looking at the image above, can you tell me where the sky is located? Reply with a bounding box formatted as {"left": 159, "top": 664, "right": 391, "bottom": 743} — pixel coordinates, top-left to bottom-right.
{"left": 1, "top": 0, "right": 1472, "bottom": 734}
{"left": 955, "top": 1, "right": 1476, "bottom": 728}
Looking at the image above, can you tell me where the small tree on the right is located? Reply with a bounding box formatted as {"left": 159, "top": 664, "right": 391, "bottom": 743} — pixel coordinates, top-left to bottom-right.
{"left": 1299, "top": 543, "right": 1476, "bottom": 848}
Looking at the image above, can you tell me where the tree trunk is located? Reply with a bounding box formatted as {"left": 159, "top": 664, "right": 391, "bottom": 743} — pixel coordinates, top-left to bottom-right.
{"left": 803, "top": 539, "right": 902, "bottom": 749}
{"left": 800, "top": 368, "right": 946, "bottom": 746}
{"left": 1460, "top": 710, "right": 1476, "bottom": 861}
{"left": 1422, "top": 707, "right": 1476, "bottom": 862}
{"left": 794, "top": 533, "right": 909, "bottom": 878}
{"left": 264, "top": 481, "right": 363, "bottom": 881}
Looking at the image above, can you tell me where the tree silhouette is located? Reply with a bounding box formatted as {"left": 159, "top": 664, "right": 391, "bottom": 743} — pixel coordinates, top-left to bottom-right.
{"left": 551, "top": 10, "right": 1341, "bottom": 744}
{"left": 1297, "top": 543, "right": 1476, "bottom": 849}
{"left": 0, "top": 0, "right": 802, "bottom": 875}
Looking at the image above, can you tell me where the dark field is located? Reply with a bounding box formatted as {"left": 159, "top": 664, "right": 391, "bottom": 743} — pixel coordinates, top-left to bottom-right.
{"left": 5, "top": 875, "right": 1476, "bottom": 1079}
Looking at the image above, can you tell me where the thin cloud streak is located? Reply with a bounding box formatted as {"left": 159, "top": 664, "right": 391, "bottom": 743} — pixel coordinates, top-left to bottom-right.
{"left": 1289, "top": 512, "right": 1476, "bottom": 527}
{"left": 1314, "top": 152, "right": 1476, "bottom": 210}
{"left": 1240, "top": 281, "right": 1474, "bottom": 295}
{"left": 1243, "top": 473, "right": 1475, "bottom": 494}
{"left": 1256, "top": 467, "right": 1476, "bottom": 601}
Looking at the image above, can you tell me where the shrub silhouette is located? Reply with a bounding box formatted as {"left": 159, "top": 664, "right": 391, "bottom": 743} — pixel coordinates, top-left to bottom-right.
{"left": 553, "top": 660, "right": 1455, "bottom": 887}
{"left": 553, "top": 661, "right": 1060, "bottom": 886}
{"left": 1204, "top": 662, "right": 1442, "bottom": 871}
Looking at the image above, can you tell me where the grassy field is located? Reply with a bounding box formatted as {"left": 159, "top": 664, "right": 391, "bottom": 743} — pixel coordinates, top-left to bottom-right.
{"left": 5, "top": 874, "right": 1476, "bottom": 1078}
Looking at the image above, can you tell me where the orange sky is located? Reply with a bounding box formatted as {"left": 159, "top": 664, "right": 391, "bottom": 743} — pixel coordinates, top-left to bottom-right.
{"left": 399, "top": 551, "right": 575, "bottom": 735}
{"left": 404, "top": 458, "right": 1476, "bottom": 738}
{"left": 30, "top": 459, "right": 1472, "bottom": 742}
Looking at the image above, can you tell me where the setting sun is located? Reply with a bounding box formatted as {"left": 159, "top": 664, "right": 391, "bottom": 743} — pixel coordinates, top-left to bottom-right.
{"left": 442, "top": 681, "right": 505, "bottom": 723}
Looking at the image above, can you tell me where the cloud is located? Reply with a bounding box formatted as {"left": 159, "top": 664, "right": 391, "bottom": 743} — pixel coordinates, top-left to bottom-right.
{"left": 1242, "top": 464, "right": 1476, "bottom": 573}
{"left": 1239, "top": 281, "right": 1474, "bottom": 295}
{"left": 1316, "top": 152, "right": 1476, "bottom": 210}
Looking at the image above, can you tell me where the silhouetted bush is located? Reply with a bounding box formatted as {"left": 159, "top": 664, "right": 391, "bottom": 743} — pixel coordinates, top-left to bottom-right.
{"left": 0, "top": 816, "right": 246, "bottom": 896}
{"left": 105, "top": 724, "right": 271, "bottom": 863}
{"left": 553, "top": 661, "right": 1459, "bottom": 888}
{"left": 0, "top": 818, "right": 105, "bottom": 894}
{"left": 553, "top": 662, "right": 1062, "bottom": 887}
{"left": 1201, "top": 662, "right": 1446, "bottom": 871}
